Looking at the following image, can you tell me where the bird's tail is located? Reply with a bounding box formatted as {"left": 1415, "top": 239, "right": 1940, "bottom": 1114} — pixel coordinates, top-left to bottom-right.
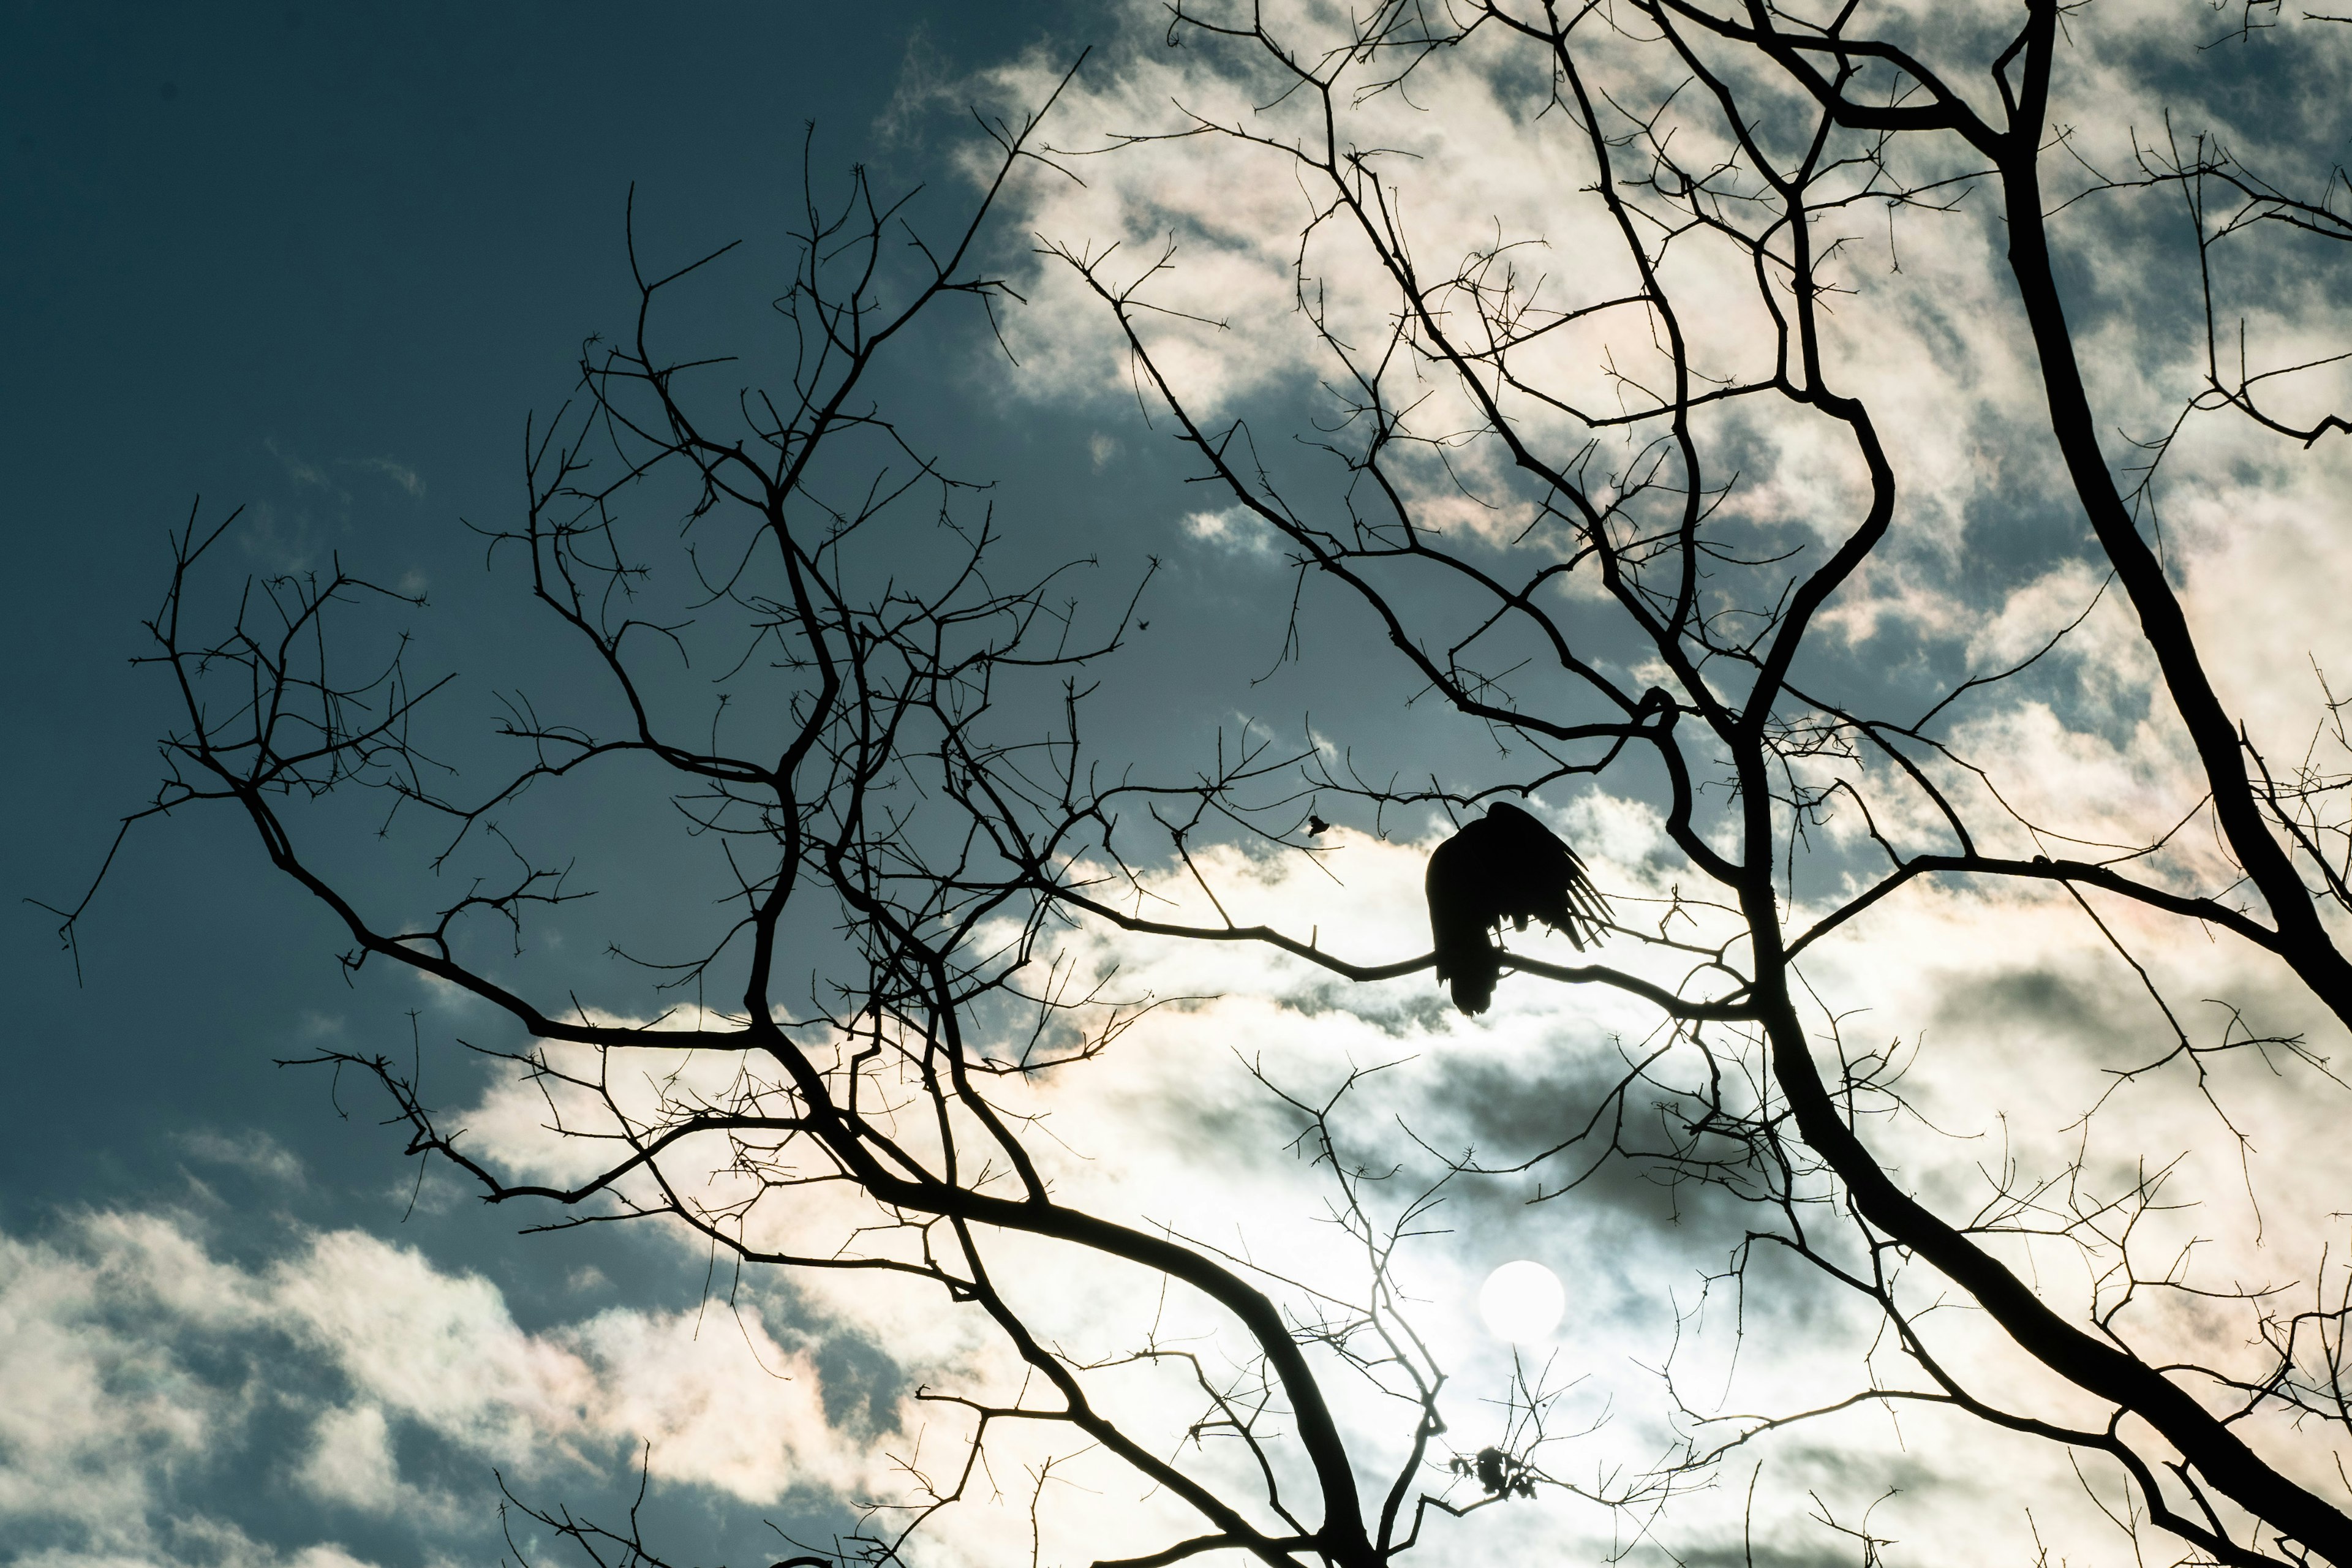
{"left": 1439, "top": 940, "right": 1500, "bottom": 1015}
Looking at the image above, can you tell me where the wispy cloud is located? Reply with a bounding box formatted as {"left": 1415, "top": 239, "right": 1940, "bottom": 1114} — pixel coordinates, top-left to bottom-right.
{"left": 0, "top": 1208, "right": 879, "bottom": 1564}
{"left": 1181, "top": 505, "right": 1278, "bottom": 558}
{"left": 350, "top": 457, "right": 424, "bottom": 498}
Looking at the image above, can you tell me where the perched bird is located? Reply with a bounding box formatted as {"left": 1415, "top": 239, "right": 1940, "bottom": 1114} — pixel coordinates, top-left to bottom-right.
{"left": 1424, "top": 801, "right": 1610, "bottom": 1016}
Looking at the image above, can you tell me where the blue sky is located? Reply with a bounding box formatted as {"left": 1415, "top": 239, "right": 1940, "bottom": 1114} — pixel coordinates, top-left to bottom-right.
{"left": 8, "top": 5, "right": 2352, "bottom": 1567}
{"left": 0, "top": 9, "right": 1451, "bottom": 1564}
{"left": 7, "top": 2, "right": 1074, "bottom": 1208}
{"left": 0, "top": 8, "right": 1110, "bottom": 1562}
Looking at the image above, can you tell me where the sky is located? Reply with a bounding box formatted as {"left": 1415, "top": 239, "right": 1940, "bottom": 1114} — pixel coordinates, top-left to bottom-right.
{"left": 6, "top": 4, "right": 2352, "bottom": 1567}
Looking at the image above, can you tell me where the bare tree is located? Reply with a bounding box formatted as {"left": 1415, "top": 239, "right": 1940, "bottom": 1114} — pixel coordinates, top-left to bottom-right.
{"left": 1008, "top": 3, "right": 2352, "bottom": 1566}
{"left": 62, "top": 3, "right": 2352, "bottom": 1566}
{"left": 59, "top": 65, "right": 1674, "bottom": 1568}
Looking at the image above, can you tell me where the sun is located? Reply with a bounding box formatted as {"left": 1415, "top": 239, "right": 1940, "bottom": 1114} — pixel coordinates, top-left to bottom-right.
{"left": 1478, "top": 1260, "right": 1565, "bottom": 1343}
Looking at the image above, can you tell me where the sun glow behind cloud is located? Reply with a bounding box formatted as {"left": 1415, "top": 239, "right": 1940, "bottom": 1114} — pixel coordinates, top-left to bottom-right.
{"left": 930, "top": 5, "right": 2352, "bottom": 1555}
{"left": 13, "top": 775, "right": 2352, "bottom": 1564}
{"left": 388, "top": 793, "right": 2350, "bottom": 1562}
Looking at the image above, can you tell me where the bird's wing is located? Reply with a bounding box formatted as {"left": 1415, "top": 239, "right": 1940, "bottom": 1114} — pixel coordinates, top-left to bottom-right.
{"left": 1483, "top": 802, "right": 1611, "bottom": 944}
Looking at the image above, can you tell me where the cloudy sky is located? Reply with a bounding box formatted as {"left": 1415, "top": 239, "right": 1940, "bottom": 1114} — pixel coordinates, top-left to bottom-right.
{"left": 7, "top": 4, "right": 2352, "bottom": 1567}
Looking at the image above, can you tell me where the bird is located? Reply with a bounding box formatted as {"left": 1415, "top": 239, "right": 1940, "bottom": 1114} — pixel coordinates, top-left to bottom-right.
{"left": 1424, "top": 801, "right": 1610, "bottom": 1016}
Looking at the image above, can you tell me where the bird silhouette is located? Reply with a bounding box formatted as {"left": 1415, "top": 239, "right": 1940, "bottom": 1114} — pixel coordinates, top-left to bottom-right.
{"left": 1424, "top": 801, "right": 1610, "bottom": 1015}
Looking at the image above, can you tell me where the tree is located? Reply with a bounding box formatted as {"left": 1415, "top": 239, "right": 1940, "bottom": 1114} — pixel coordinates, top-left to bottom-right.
{"left": 65, "top": 2, "right": 2352, "bottom": 1566}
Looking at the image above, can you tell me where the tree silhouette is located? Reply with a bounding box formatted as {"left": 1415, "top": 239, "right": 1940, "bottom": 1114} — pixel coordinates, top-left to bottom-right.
{"left": 61, "top": 4, "right": 2352, "bottom": 1567}
{"left": 1021, "top": 4, "right": 2352, "bottom": 1566}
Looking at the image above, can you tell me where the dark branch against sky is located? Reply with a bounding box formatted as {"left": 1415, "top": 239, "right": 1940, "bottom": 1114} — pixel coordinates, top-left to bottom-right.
{"left": 0, "top": 8, "right": 1110, "bottom": 1562}
{"left": 9, "top": 5, "right": 2352, "bottom": 1567}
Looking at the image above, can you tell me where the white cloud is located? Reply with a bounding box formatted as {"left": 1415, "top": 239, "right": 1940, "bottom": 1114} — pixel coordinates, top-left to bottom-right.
{"left": 1181, "top": 505, "right": 1278, "bottom": 557}
{"left": 0, "top": 1226, "right": 231, "bottom": 1540}
{"left": 38, "top": 5, "right": 2351, "bottom": 1566}
{"left": 176, "top": 1128, "right": 306, "bottom": 1185}
{"left": 296, "top": 1404, "right": 398, "bottom": 1513}
{"left": 0, "top": 1208, "right": 884, "bottom": 1564}
{"left": 334, "top": 5, "right": 2352, "bottom": 1558}
{"left": 12, "top": 1513, "right": 390, "bottom": 1568}
{"left": 409, "top": 796, "right": 2352, "bottom": 1562}
{"left": 271, "top": 1229, "right": 599, "bottom": 1463}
